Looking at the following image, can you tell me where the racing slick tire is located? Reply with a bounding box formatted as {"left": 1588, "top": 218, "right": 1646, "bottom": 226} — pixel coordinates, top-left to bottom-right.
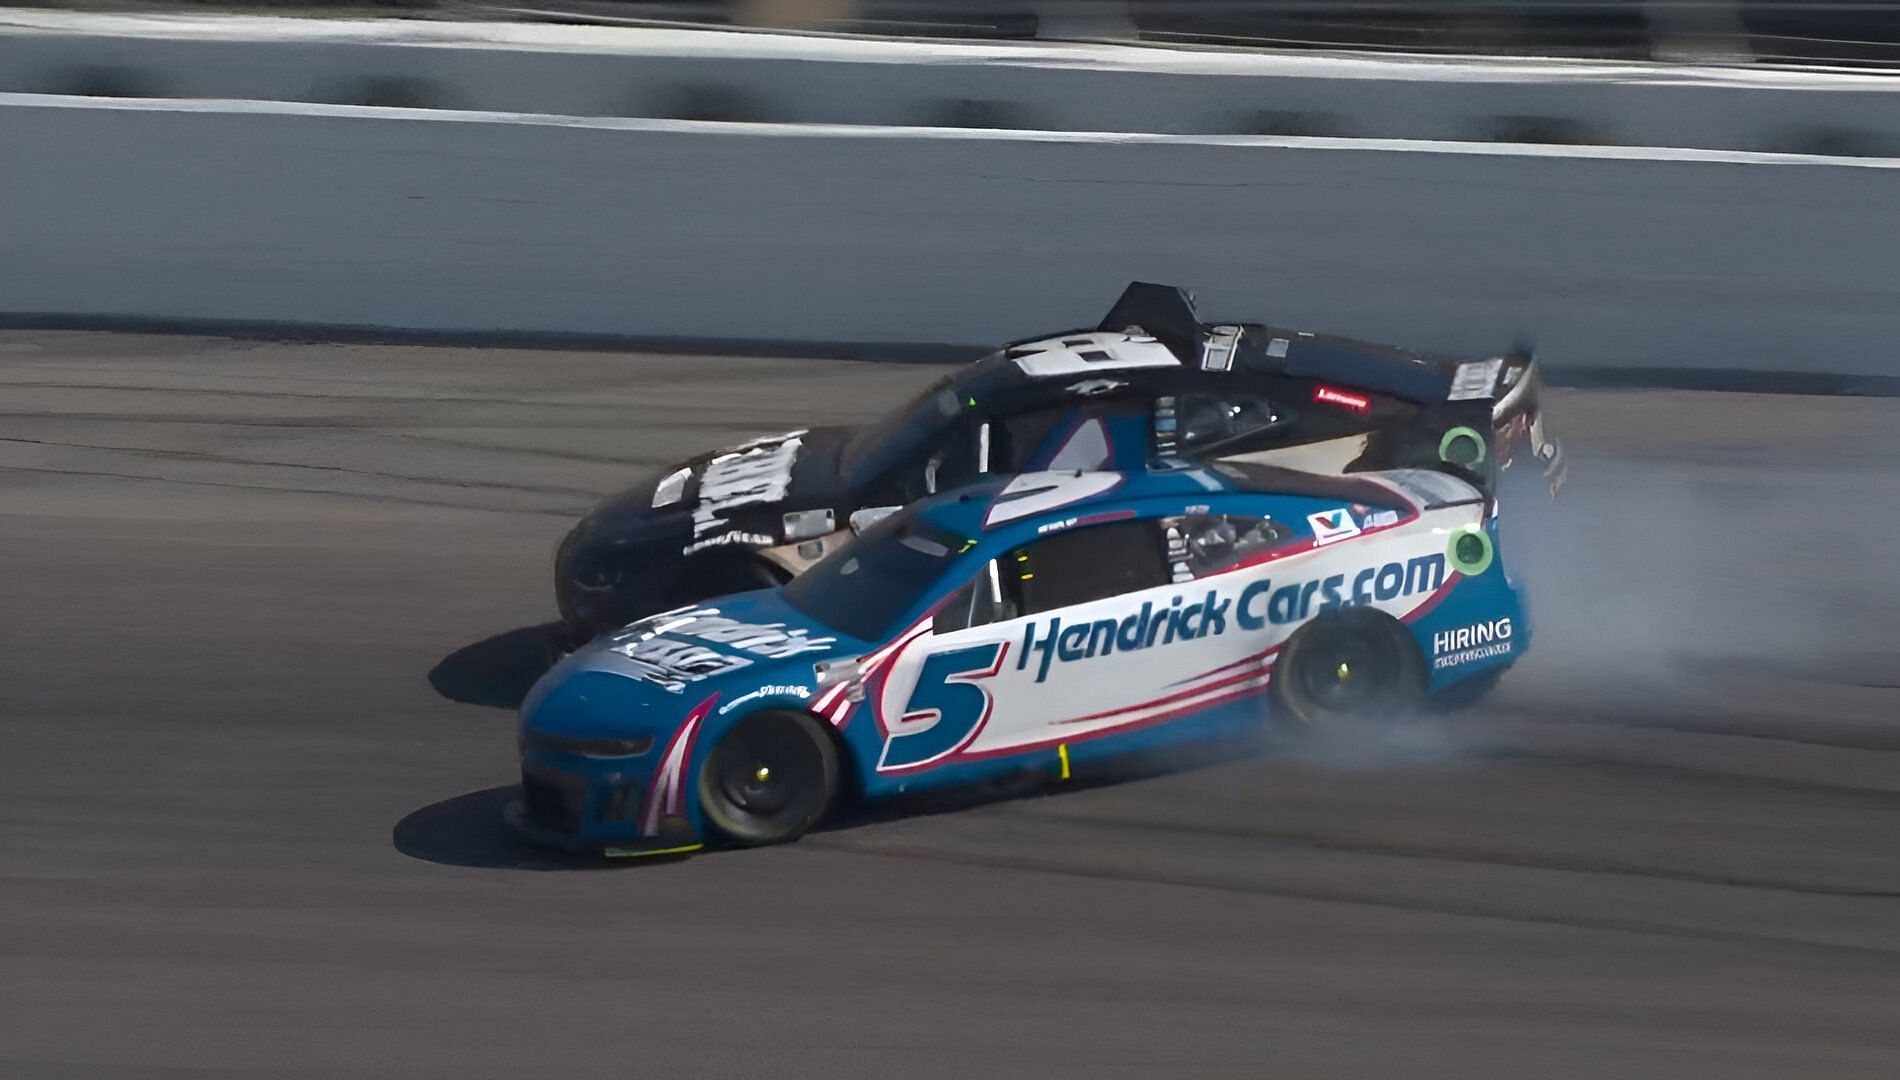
{"left": 697, "top": 709, "right": 840, "bottom": 847}
{"left": 1270, "top": 609, "right": 1425, "bottom": 733}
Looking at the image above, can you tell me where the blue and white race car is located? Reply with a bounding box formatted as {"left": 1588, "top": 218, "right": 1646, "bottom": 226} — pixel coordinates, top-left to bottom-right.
{"left": 511, "top": 461, "right": 1525, "bottom": 857}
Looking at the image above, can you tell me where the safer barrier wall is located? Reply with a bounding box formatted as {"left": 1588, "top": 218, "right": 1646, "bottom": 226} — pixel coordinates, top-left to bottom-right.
{"left": 6, "top": 12, "right": 1900, "bottom": 155}
{"left": 4, "top": 96, "right": 1898, "bottom": 375}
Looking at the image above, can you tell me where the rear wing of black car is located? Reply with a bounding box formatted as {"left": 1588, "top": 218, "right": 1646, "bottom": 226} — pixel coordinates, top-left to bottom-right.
{"left": 1097, "top": 282, "right": 1203, "bottom": 365}
{"left": 1093, "top": 280, "right": 1562, "bottom": 497}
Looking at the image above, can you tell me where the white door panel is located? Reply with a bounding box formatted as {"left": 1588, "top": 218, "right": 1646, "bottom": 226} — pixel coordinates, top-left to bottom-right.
{"left": 872, "top": 513, "right": 1471, "bottom": 771}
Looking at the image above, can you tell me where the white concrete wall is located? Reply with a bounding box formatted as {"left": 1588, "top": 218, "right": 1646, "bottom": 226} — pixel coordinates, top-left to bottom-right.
{"left": 4, "top": 11, "right": 1900, "bottom": 155}
{"left": 6, "top": 95, "right": 1898, "bottom": 376}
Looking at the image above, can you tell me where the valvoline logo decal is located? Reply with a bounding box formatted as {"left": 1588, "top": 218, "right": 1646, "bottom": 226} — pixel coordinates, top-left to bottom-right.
{"left": 1016, "top": 554, "right": 1448, "bottom": 682}
{"left": 1307, "top": 508, "right": 1362, "bottom": 545}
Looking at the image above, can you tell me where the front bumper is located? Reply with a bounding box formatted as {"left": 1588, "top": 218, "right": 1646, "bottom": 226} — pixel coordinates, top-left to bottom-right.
{"left": 508, "top": 756, "right": 703, "bottom": 858}
{"left": 553, "top": 504, "right": 694, "bottom": 638}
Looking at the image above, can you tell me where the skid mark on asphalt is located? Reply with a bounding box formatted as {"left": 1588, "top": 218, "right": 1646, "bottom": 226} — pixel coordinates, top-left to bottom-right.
{"left": 0, "top": 463, "right": 578, "bottom": 517}
{"left": 1007, "top": 807, "right": 1900, "bottom": 899}
{"left": 805, "top": 833, "right": 1900, "bottom": 960}
{"left": 1481, "top": 748, "right": 1900, "bottom": 800}
{"left": 0, "top": 436, "right": 605, "bottom": 501}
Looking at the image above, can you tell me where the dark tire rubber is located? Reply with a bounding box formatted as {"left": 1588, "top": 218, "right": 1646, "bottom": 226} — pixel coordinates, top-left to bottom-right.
{"left": 696, "top": 710, "right": 840, "bottom": 847}
{"left": 1271, "top": 609, "right": 1426, "bottom": 732}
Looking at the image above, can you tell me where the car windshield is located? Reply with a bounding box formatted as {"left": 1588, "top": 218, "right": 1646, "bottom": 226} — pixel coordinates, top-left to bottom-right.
{"left": 839, "top": 373, "right": 963, "bottom": 488}
{"left": 839, "top": 353, "right": 1028, "bottom": 488}
{"left": 782, "top": 511, "right": 967, "bottom": 641}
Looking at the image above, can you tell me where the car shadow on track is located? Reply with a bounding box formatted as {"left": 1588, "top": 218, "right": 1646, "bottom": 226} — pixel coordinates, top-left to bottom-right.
{"left": 394, "top": 780, "right": 1108, "bottom": 872}
{"left": 409, "top": 624, "right": 1477, "bottom": 871}
{"left": 427, "top": 622, "right": 569, "bottom": 711}
{"left": 392, "top": 744, "right": 1254, "bottom": 872}
{"left": 392, "top": 786, "right": 623, "bottom": 870}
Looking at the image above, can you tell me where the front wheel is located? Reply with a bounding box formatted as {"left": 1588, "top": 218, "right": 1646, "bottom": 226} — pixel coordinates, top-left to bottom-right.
{"left": 1271, "top": 609, "right": 1425, "bottom": 732}
{"left": 696, "top": 710, "right": 839, "bottom": 847}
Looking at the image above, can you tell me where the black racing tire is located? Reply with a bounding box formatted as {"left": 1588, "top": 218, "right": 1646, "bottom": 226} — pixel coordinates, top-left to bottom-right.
{"left": 696, "top": 710, "right": 839, "bottom": 847}
{"left": 1271, "top": 608, "right": 1425, "bottom": 732}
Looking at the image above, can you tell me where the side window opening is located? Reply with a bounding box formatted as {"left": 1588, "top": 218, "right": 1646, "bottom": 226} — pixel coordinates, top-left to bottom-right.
{"left": 932, "top": 519, "right": 1171, "bottom": 633}
{"left": 1158, "top": 394, "right": 1287, "bottom": 458}
{"left": 1007, "top": 520, "right": 1169, "bottom": 616}
{"left": 1161, "top": 513, "right": 1286, "bottom": 580}
{"left": 888, "top": 418, "right": 979, "bottom": 504}
{"left": 991, "top": 407, "right": 1071, "bottom": 473}
{"left": 995, "top": 399, "right": 1154, "bottom": 475}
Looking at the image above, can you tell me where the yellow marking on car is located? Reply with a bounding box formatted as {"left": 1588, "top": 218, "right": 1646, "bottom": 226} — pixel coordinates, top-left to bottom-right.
{"left": 603, "top": 843, "right": 704, "bottom": 858}
{"left": 1058, "top": 743, "right": 1071, "bottom": 781}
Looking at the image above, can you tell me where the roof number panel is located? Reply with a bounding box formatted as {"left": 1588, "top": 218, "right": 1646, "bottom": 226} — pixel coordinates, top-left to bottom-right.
{"left": 1009, "top": 331, "right": 1180, "bottom": 379}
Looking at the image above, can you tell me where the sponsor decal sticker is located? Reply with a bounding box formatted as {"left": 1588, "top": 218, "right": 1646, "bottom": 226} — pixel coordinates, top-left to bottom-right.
{"left": 1449, "top": 357, "right": 1505, "bottom": 401}
{"left": 681, "top": 531, "right": 774, "bottom": 556}
{"left": 718, "top": 684, "right": 814, "bottom": 715}
{"left": 1433, "top": 617, "right": 1514, "bottom": 670}
{"left": 1312, "top": 384, "right": 1372, "bottom": 413}
{"left": 1307, "top": 508, "right": 1362, "bottom": 546}
{"left": 1009, "top": 333, "right": 1176, "bottom": 379}
{"left": 604, "top": 606, "right": 836, "bottom": 692}
{"left": 1013, "top": 555, "right": 1447, "bottom": 683}
{"left": 692, "top": 430, "right": 806, "bottom": 538}
{"left": 607, "top": 636, "right": 753, "bottom": 693}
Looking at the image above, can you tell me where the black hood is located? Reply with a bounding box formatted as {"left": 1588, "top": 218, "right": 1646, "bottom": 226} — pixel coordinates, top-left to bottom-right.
{"left": 555, "top": 424, "right": 860, "bottom": 634}
{"left": 574, "top": 425, "right": 856, "bottom": 544}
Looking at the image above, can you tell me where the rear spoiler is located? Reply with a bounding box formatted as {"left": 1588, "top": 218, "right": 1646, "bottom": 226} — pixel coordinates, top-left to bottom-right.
{"left": 1464, "top": 340, "right": 1565, "bottom": 498}
{"left": 1098, "top": 282, "right": 1203, "bottom": 365}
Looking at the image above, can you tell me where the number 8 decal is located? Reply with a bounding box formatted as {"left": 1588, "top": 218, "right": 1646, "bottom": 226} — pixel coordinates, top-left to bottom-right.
{"left": 877, "top": 642, "right": 1009, "bottom": 771}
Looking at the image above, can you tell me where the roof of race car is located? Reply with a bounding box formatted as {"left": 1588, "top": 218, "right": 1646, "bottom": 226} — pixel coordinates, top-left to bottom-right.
{"left": 993, "top": 281, "right": 1502, "bottom": 407}
{"left": 910, "top": 463, "right": 1411, "bottom": 538}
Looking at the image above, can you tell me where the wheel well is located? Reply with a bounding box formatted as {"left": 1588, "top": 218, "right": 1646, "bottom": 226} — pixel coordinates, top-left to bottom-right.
{"left": 1277, "top": 607, "right": 1428, "bottom": 696}
{"left": 681, "top": 547, "right": 789, "bottom": 579}
{"left": 710, "top": 704, "right": 862, "bottom": 807}
{"left": 810, "top": 711, "right": 864, "bottom": 807}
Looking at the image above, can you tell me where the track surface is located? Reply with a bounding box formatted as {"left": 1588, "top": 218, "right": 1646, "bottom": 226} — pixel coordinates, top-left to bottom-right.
{"left": 3, "top": 332, "right": 1898, "bottom": 1078}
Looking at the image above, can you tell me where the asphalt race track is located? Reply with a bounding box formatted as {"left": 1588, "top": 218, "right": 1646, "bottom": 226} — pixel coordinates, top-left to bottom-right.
{"left": 3, "top": 331, "right": 1898, "bottom": 1079}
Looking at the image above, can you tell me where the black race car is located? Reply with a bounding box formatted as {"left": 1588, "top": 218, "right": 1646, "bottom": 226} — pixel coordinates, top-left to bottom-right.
{"left": 555, "top": 283, "right": 1562, "bottom": 639}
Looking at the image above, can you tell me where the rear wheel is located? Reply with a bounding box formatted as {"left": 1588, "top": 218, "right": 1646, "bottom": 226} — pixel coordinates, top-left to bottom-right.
{"left": 696, "top": 710, "right": 839, "bottom": 847}
{"left": 1271, "top": 609, "right": 1425, "bottom": 732}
